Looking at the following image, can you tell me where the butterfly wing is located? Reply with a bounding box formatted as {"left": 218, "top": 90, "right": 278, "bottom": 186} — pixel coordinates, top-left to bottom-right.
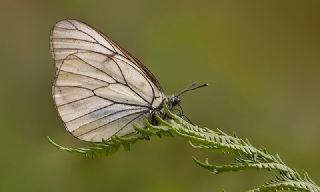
{"left": 50, "top": 20, "right": 163, "bottom": 142}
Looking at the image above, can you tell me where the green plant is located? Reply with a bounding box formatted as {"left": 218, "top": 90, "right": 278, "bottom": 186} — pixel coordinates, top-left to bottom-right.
{"left": 48, "top": 103, "right": 319, "bottom": 192}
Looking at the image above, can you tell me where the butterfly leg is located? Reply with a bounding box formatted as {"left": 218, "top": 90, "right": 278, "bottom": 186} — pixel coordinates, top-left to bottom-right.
{"left": 177, "top": 103, "right": 194, "bottom": 125}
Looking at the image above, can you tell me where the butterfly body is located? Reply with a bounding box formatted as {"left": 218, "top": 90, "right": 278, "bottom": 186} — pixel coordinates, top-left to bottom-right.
{"left": 50, "top": 19, "right": 177, "bottom": 142}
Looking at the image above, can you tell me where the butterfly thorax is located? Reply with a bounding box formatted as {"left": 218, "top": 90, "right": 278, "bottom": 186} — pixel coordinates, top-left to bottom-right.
{"left": 149, "top": 95, "right": 180, "bottom": 125}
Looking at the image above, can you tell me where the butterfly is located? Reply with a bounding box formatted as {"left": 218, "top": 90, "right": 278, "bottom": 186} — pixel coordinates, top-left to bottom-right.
{"left": 50, "top": 19, "right": 207, "bottom": 142}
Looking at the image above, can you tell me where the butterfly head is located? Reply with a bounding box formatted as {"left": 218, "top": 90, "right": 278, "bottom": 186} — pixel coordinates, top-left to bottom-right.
{"left": 166, "top": 95, "right": 181, "bottom": 109}
{"left": 152, "top": 82, "right": 208, "bottom": 125}
{"left": 165, "top": 82, "right": 208, "bottom": 111}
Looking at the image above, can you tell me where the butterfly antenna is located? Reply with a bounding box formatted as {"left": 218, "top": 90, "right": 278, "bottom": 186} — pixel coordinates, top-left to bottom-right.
{"left": 177, "top": 82, "right": 209, "bottom": 97}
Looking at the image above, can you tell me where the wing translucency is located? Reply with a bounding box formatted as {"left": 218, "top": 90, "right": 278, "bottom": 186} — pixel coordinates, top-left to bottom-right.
{"left": 50, "top": 20, "right": 164, "bottom": 142}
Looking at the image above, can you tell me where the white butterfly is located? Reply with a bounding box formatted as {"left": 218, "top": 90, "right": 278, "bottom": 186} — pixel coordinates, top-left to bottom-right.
{"left": 50, "top": 19, "right": 206, "bottom": 142}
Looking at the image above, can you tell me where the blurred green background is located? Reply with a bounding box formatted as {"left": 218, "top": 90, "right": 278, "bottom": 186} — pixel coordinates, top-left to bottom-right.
{"left": 1, "top": 0, "right": 319, "bottom": 191}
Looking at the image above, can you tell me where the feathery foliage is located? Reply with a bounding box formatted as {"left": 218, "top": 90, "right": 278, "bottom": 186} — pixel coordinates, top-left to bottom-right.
{"left": 48, "top": 102, "right": 319, "bottom": 192}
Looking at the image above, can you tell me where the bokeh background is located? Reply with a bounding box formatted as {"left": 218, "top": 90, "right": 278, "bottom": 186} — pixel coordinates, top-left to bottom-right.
{"left": 1, "top": 0, "right": 319, "bottom": 191}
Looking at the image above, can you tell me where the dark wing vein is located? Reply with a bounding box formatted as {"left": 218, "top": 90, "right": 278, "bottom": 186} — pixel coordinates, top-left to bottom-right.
{"left": 113, "top": 55, "right": 156, "bottom": 103}
{"left": 71, "top": 107, "right": 145, "bottom": 131}
{"left": 67, "top": 20, "right": 116, "bottom": 55}
{"left": 55, "top": 85, "right": 93, "bottom": 92}
{"left": 55, "top": 84, "right": 151, "bottom": 109}
{"left": 113, "top": 112, "right": 146, "bottom": 136}
{"left": 64, "top": 103, "right": 115, "bottom": 123}
{"left": 76, "top": 109, "right": 148, "bottom": 137}
{"left": 57, "top": 95, "right": 96, "bottom": 107}
{"left": 110, "top": 57, "right": 151, "bottom": 105}
{"left": 51, "top": 37, "right": 96, "bottom": 43}
{"left": 94, "top": 95, "right": 151, "bottom": 108}
{"left": 72, "top": 54, "right": 118, "bottom": 83}
{"left": 59, "top": 70, "right": 111, "bottom": 85}
{"left": 53, "top": 47, "right": 109, "bottom": 54}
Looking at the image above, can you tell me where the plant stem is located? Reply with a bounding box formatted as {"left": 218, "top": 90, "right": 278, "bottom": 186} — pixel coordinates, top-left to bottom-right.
{"left": 48, "top": 103, "right": 320, "bottom": 192}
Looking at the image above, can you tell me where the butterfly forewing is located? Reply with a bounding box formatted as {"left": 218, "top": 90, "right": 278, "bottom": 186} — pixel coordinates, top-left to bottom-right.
{"left": 50, "top": 19, "right": 164, "bottom": 142}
